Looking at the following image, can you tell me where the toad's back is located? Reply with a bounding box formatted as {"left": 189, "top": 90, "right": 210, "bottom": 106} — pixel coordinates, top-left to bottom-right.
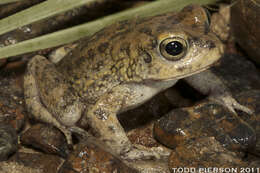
{"left": 56, "top": 6, "right": 222, "bottom": 104}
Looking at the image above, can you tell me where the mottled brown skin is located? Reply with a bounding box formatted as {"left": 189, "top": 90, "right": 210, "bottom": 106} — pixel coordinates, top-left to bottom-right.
{"left": 24, "top": 5, "right": 252, "bottom": 163}
{"left": 56, "top": 5, "right": 218, "bottom": 106}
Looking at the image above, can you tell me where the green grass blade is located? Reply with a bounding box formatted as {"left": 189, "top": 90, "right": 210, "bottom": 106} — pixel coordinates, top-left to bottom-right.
{"left": 0, "top": 0, "right": 218, "bottom": 59}
{"left": 0, "top": 0, "right": 97, "bottom": 35}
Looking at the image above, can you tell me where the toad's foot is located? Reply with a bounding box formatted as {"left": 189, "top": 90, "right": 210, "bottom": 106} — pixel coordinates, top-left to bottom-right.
{"left": 70, "top": 126, "right": 171, "bottom": 162}
{"left": 209, "top": 94, "right": 254, "bottom": 115}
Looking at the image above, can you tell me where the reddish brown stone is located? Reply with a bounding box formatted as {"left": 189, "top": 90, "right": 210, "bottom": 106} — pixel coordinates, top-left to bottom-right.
{"left": 154, "top": 109, "right": 191, "bottom": 149}
{"left": 235, "top": 90, "right": 260, "bottom": 156}
{"left": 128, "top": 122, "right": 159, "bottom": 148}
{"left": 211, "top": 54, "right": 260, "bottom": 95}
{"left": 3, "top": 60, "right": 27, "bottom": 71}
{"left": 62, "top": 138, "right": 138, "bottom": 173}
{"left": 231, "top": 0, "right": 260, "bottom": 65}
{"left": 0, "top": 58, "right": 7, "bottom": 67}
{"left": 9, "top": 152, "right": 64, "bottom": 173}
{"left": 20, "top": 124, "right": 69, "bottom": 158}
{"left": 0, "top": 123, "right": 17, "bottom": 161}
{"left": 118, "top": 91, "right": 173, "bottom": 131}
{"left": 0, "top": 161, "right": 43, "bottom": 173}
{"left": 0, "top": 103, "right": 25, "bottom": 132}
{"left": 168, "top": 137, "right": 248, "bottom": 169}
{"left": 248, "top": 161, "right": 260, "bottom": 169}
{"left": 58, "top": 166, "right": 78, "bottom": 173}
{"left": 154, "top": 100, "right": 256, "bottom": 152}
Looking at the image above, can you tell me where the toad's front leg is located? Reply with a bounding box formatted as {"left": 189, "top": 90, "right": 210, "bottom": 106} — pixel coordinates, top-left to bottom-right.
{"left": 84, "top": 84, "right": 169, "bottom": 161}
{"left": 184, "top": 69, "right": 253, "bottom": 115}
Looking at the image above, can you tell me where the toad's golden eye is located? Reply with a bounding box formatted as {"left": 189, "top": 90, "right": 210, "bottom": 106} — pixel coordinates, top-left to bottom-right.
{"left": 160, "top": 37, "right": 188, "bottom": 61}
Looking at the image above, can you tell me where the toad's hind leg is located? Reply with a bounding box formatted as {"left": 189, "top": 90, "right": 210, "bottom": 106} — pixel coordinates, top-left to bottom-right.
{"left": 24, "top": 55, "right": 84, "bottom": 145}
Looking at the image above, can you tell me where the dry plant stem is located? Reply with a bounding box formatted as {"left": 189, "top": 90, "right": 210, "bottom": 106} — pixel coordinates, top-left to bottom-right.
{"left": 0, "top": 0, "right": 218, "bottom": 59}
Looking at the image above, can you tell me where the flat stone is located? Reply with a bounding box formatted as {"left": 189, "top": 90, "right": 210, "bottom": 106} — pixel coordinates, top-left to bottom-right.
{"left": 127, "top": 122, "right": 160, "bottom": 148}
{"left": 235, "top": 90, "right": 260, "bottom": 156}
{"left": 0, "top": 58, "right": 7, "bottom": 68}
{"left": 211, "top": 54, "right": 260, "bottom": 95}
{"left": 0, "top": 161, "right": 43, "bottom": 173}
{"left": 20, "top": 124, "right": 69, "bottom": 158}
{"left": 9, "top": 152, "right": 64, "bottom": 173}
{"left": 154, "top": 98, "right": 256, "bottom": 152}
{"left": 231, "top": 0, "right": 260, "bottom": 65}
{"left": 0, "top": 103, "right": 25, "bottom": 132}
{"left": 61, "top": 138, "right": 138, "bottom": 173}
{"left": 0, "top": 123, "right": 18, "bottom": 161}
{"left": 118, "top": 91, "right": 173, "bottom": 131}
{"left": 168, "top": 137, "right": 249, "bottom": 170}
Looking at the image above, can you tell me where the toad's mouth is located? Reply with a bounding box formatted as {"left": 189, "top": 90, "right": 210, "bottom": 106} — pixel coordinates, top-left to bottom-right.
{"left": 149, "top": 62, "right": 216, "bottom": 82}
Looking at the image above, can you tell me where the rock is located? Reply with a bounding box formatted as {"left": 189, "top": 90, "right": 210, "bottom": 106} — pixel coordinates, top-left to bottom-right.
{"left": 118, "top": 91, "right": 173, "bottom": 131}
{"left": 235, "top": 90, "right": 260, "bottom": 156}
{"left": 206, "top": 51, "right": 260, "bottom": 156}
{"left": 163, "top": 86, "right": 196, "bottom": 108}
{"left": 0, "top": 58, "right": 7, "bottom": 68}
{"left": 126, "top": 160, "right": 170, "bottom": 173}
{"left": 0, "top": 161, "right": 43, "bottom": 173}
{"left": 20, "top": 124, "right": 70, "bottom": 158}
{"left": 3, "top": 60, "right": 27, "bottom": 72}
{"left": 0, "top": 123, "right": 18, "bottom": 161}
{"left": 211, "top": 54, "right": 260, "bottom": 95}
{"left": 0, "top": 72, "right": 25, "bottom": 117}
{"left": 9, "top": 152, "right": 64, "bottom": 173}
{"left": 61, "top": 138, "right": 138, "bottom": 173}
{"left": 154, "top": 53, "right": 260, "bottom": 151}
{"left": 231, "top": 0, "right": 260, "bottom": 65}
{"left": 255, "top": 127, "right": 260, "bottom": 156}
{"left": 127, "top": 122, "right": 160, "bottom": 148}
{"left": 248, "top": 160, "right": 260, "bottom": 169}
{"left": 154, "top": 108, "right": 191, "bottom": 149}
{"left": 127, "top": 122, "right": 171, "bottom": 173}
{"left": 168, "top": 137, "right": 249, "bottom": 170}
{"left": 0, "top": 103, "right": 25, "bottom": 132}
{"left": 155, "top": 89, "right": 260, "bottom": 170}
{"left": 154, "top": 99, "right": 256, "bottom": 152}
{"left": 58, "top": 167, "right": 78, "bottom": 173}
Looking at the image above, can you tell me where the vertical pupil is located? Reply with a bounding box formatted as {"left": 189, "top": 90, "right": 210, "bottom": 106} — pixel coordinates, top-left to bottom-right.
{"left": 165, "top": 41, "right": 183, "bottom": 56}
